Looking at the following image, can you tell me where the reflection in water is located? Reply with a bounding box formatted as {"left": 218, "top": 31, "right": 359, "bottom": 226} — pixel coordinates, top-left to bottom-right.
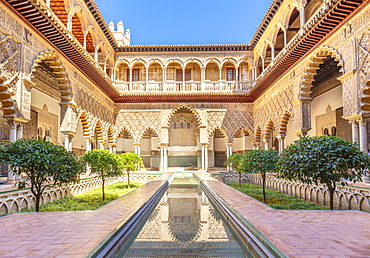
{"left": 122, "top": 176, "right": 249, "bottom": 257}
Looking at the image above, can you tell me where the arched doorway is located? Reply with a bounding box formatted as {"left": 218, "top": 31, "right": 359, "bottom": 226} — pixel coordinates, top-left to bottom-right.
{"left": 168, "top": 108, "right": 199, "bottom": 167}
{"left": 308, "top": 56, "right": 350, "bottom": 140}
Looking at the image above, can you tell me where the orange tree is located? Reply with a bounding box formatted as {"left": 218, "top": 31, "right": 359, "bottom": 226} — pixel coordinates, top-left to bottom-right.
{"left": 0, "top": 139, "right": 84, "bottom": 212}
{"left": 243, "top": 150, "right": 278, "bottom": 203}
{"left": 82, "top": 149, "right": 121, "bottom": 200}
{"left": 277, "top": 136, "right": 370, "bottom": 210}
{"left": 224, "top": 154, "right": 246, "bottom": 187}
{"left": 118, "top": 152, "right": 144, "bottom": 188}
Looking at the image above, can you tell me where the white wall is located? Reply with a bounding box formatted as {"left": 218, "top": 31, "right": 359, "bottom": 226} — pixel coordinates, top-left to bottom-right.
{"left": 72, "top": 120, "right": 85, "bottom": 149}
{"left": 285, "top": 118, "right": 299, "bottom": 148}
{"left": 31, "top": 89, "right": 62, "bottom": 144}
{"left": 116, "top": 138, "right": 134, "bottom": 152}
{"left": 308, "top": 86, "right": 343, "bottom": 136}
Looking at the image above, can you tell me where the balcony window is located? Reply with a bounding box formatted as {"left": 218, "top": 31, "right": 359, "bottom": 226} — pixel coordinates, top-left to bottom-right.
{"left": 126, "top": 69, "right": 140, "bottom": 82}
{"left": 176, "top": 69, "right": 191, "bottom": 81}
{"left": 227, "top": 68, "right": 236, "bottom": 81}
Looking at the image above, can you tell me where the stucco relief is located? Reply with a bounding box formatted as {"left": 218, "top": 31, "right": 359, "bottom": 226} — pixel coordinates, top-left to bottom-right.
{"left": 206, "top": 110, "right": 253, "bottom": 143}
{"left": 114, "top": 111, "right": 162, "bottom": 144}
{"left": 254, "top": 84, "right": 294, "bottom": 136}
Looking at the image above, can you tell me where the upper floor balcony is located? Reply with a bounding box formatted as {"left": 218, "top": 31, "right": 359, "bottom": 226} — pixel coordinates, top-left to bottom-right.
{"left": 114, "top": 81, "right": 253, "bottom": 93}
{"left": 113, "top": 56, "right": 254, "bottom": 99}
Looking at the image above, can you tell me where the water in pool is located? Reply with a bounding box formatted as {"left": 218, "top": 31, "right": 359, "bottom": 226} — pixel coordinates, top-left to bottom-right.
{"left": 120, "top": 175, "right": 251, "bottom": 257}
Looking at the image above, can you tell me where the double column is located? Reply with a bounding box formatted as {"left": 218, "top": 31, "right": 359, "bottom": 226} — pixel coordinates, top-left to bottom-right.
{"left": 226, "top": 143, "right": 233, "bottom": 171}
{"left": 6, "top": 118, "right": 29, "bottom": 183}
{"left": 62, "top": 131, "right": 75, "bottom": 151}
{"left": 159, "top": 144, "right": 168, "bottom": 171}
{"left": 349, "top": 118, "right": 370, "bottom": 184}
{"left": 201, "top": 144, "right": 209, "bottom": 172}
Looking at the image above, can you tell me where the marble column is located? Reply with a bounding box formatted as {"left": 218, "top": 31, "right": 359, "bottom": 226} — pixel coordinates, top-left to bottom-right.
{"left": 349, "top": 120, "right": 359, "bottom": 144}
{"left": 358, "top": 119, "right": 367, "bottom": 152}
{"left": 299, "top": 4, "right": 306, "bottom": 29}
{"left": 264, "top": 139, "right": 269, "bottom": 150}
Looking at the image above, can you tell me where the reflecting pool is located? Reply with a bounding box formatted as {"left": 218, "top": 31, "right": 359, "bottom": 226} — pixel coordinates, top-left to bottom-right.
{"left": 120, "top": 175, "right": 251, "bottom": 257}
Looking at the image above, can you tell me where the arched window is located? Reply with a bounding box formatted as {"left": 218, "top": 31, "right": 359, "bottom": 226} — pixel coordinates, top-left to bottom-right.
{"left": 331, "top": 126, "right": 337, "bottom": 136}
{"left": 323, "top": 128, "right": 329, "bottom": 136}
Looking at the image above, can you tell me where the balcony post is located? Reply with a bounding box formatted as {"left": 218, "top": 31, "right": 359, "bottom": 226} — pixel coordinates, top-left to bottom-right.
{"left": 146, "top": 67, "right": 149, "bottom": 91}
{"left": 129, "top": 68, "right": 132, "bottom": 91}
{"left": 201, "top": 67, "right": 206, "bottom": 91}
{"left": 182, "top": 67, "right": 185, "bottom": 91}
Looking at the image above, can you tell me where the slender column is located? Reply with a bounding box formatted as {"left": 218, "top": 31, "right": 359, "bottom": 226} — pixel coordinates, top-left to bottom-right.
{"left": 201, "top": 145, "right": 205, "bottom": 171}
{"left": 271, "top": 43, "right": 275, "bottom": 60}
{"left": 113, "top": 67, "right": 116, "bottom": 81}
{"left": 129, "top": 68, "right": 133, "bottom": 91}
{"left": 5, "top": 120, "right": 17, "bottom": 183}
{"left": 94, "top": 46, "right": 99, "bottom": 63}
{"left": 205, "top": 145, "right": 208, "bottom": 171}
{"left": 67, "top": 13, "right": 73, "bottom": 32}
{"left": 46, "top": 0, "right": 50, "bottom": 7}
{"left": 349, "top": 120, "right": 359, "bottom": 144}
{"left": 69, "top": 136, "right": 74, "bottom": 152}
{"left": 145, "top": 67, "right": 149, "bottom": 91}
{"left": 276, "top": 135, "right": 285, "bottom": 152}
{"left": 235, "top": 67, "right": 239, "bottom": 90}
{"left": 64, "top": 134, "right": 70, "bottom": 151}
{"left": 134, "top": 144, "right": 141, "bottom": 156}
{"left": 16, "top": 123, "right": 24, "bottom": 140}
{"left": 85, "top": 138, "right": 92, "bottom": 152}
{"left": 164, "top": 145, "right": 168, "bottom": 171}
{"left": 182, "top": 67, "right": 185, "bottom": 91}
{"left": 262, "top": 56, "right": 265, "bottom": 71}
{"left": 162, "top": 67, "right": 167, "bottom": 91}
{"left": 201, "top": 67, "right": 206, "bottom": 91}
{"left": 160, "top": 146, "right": 164, "bottom": 171}
{"left": 358, "top": 119, "right": 367, "bottom": 152}
{"left": 283, "top": 27, "right": 288, "bottom": 46}
{"left": 299, "top": 4, "right": 306, "bottom": 29}
{"left": 264, "top": 139, "right": 269, "bottom": 150}
{"left": 83, "top": 31, "right": 88, "bottom": 50}
{"left": 104, "top": 59, "right": 107, "bottom": 73}
{"left": 8, "top": 121, "right": 17, "bottom": 143}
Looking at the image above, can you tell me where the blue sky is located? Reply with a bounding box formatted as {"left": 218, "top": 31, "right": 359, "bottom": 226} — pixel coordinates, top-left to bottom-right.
{"left": 94, "top": 0, "right": 273, "bottom": 45}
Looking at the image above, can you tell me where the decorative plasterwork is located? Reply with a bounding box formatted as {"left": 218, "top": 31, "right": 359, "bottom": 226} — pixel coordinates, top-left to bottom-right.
{"left": 299, "top": 46, "right": 344, "bottom": 99}
{"left": 0, "top": 29, "right": 21, "bottom": 116}
{"left": 31, "top": 50, "right": 73, "bottom": 104}
{"left": 358, "top": 30, "right": 370, "bottom": 112}
{"left": 114, "top": 110, "right": 162, "bottom": 144}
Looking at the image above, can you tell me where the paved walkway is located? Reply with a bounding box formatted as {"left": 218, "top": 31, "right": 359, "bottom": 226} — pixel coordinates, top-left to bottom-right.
{"left": 206, "top": 179, "right": 370, "bottom": 257}
{"left": 0, "top": 180, "right": 165, "bottom": 257}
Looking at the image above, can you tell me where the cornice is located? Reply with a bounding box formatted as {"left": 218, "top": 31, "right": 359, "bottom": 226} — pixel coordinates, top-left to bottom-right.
{"left": 117, "top": 44, "right": 252, "bottom": 53}
{"left": 249, "top": 0, "right": 284, "bottom": 48}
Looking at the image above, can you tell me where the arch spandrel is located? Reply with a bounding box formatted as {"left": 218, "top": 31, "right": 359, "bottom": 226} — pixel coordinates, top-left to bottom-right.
{"left": 165, "top": 104, "right": 202, "bottom": 128}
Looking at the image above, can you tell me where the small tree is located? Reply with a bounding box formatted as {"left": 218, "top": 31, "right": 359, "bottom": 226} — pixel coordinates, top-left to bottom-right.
{"left": 119, "top": 152, "right": 144, "bottom": 188}
{"left": 277, "top": 136, "right": 370, "bottom": 210}
{"left": 244, "top": 150, "right": 278, "bottom": 203}
{"left": 224, "top": 154, "right": 246, "bottom": 187}
{"left": 0, "top": 139, "right": 84, "bottom": 212}
{"left": 82, "top": 149, "right": 121, "bottom": 200}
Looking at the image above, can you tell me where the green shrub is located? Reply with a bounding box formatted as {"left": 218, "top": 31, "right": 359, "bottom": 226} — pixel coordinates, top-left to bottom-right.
{"left": 22, "top": 182, "right": 143, "bottom": 212}
{"left": 227, "top": 182, "right": 328, "bottom": 210}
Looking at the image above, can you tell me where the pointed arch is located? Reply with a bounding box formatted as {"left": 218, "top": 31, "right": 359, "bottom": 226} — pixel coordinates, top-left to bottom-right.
{"left": 279, "top": 112, "right": 292, "bottom": 136}
{"left": 77, "top": 110, "right": 93, "bottom": 138}
{"left": 264, "top": 120, "right": 274, "bottom": 140}
{"left": 31, "top": 50, "right": 72, "bottom": 104}
{"left": 300, "top": 46, "right": 344, "bottom": 99}
{"left": 166, "top": 104, "right": 202, "bottom": 127}
{"left": 254, "top": 127, "right": 262, "bottom": 143}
